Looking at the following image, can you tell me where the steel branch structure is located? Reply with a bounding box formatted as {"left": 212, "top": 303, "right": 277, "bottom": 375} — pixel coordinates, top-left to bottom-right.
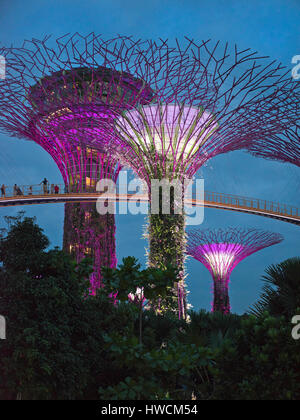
{"left": 113, "top": 41, "right": 299, "bottom": 184}
{"left": 0, "top": 34, "right": 298, "bottom": 305}
{"left": 187, "top": 227, "right": 283, "bottom": 313}
{"left": 248, "top": 124, "right": 300, "bottom": 167}
{"left": 0, "top": 34, "right": 154, "bottom": 290}
{"left": 111, "top": 39, "right": 298, "bottom": 318}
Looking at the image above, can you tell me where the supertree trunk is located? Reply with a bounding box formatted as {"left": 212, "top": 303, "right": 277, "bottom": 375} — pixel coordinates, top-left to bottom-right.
{"left": 213, "top": 276, "right": 230, "bottom": 314}
{"left": 63, "top": 202, "right": 117, "bottom": 293}
{"left": 148, "top": 213, "right": 186, "bottom": 319}
{"left": 147, "top": 183, "right": 187, "bottom": 319}
{"left": 187, "top": 228, "right": 283, "bottom": 314}
{"left": 0, "top": 34, "right": 295, "bottom": 316}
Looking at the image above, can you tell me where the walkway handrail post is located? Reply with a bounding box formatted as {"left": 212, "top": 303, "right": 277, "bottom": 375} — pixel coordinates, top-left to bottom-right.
{"left": 0, "top": 185, "right": 300, "bottom": 224}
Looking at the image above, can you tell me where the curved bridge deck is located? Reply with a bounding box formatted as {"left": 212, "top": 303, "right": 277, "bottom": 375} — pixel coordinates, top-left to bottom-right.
{"left": 0, "top": 186, "right": 299, "bottom": 225}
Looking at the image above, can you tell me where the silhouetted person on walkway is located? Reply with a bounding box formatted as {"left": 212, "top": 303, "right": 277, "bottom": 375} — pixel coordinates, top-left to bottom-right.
{"left": 16, "top": 186, "right": 23, "bottom": 196}
{"left": 40, "top": 178, "right": 49, "bottom": 194}
{"left": 1, "top": 184, "right": 5, "bottom": 197}
{"left": 13, "top": 184, "right": 17, "bottom": 196}
{"left": 54, "top": 185, "right": 59, "bottom": 194}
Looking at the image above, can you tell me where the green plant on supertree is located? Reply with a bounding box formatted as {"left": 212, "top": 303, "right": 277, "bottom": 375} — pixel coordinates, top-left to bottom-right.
{"left": 112, "top": 39, "right": 298, "bottom": 319}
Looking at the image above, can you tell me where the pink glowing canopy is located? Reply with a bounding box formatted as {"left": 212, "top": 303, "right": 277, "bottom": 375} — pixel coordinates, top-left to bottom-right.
{"left": 110, "top": 40, "right": 298, "bottom": 184}
{"left": 186, "top": 227, "right": 283, "bottom": 313}
{"left": 0, "top": 35, "right": 154, "bottom": 189}
{"left": 0, "top": 34, "right": 298, "bottom": 186}
{"left": 187, "top": 227, "right": 284, "bottom": 280}
{"left": 196, "top": 242, "right": 246, "bottom": 279}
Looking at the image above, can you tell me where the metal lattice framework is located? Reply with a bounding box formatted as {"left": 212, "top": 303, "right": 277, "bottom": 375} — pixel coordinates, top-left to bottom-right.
{"left": 109, "top": 38, "right": 298, "bottom": 319}
{"left": 0, "top": 34, "right": 156, "bottom": 289}
{"left": 112, "top": 41, "right": 299, "bottom": 184}
{"left": 0, "top": 36, "right": 298, "bottom": 184}
{"left": 0, "top": 34, "right": 298, "bottom": 309}
{"left": 248, "top": 124, "right": 300, "bottom": 166}
{"left": 0, "top": 35, "right": 156, "bottom": 190}
{"left": 186, "top": 227, "right": 283, "bottom": 314}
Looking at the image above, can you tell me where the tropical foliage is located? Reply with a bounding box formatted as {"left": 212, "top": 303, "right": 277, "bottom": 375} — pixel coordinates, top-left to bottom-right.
{"left": 213, "top": 313, "right": 300, "bottom": 400}
{"left": 0, "top": 215, "right": 299, "bottom": 400}
{"left": 249, "top": 257, "right": 300, "bottom": 319}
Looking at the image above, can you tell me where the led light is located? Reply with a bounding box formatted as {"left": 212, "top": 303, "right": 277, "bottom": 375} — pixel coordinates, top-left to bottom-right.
{"left": 117, "top": 104, "right": 218, "bottom": 160}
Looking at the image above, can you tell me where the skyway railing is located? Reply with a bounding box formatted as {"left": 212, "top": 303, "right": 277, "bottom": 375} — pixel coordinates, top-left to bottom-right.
{"left": 203, "top": 191, "right": 299, "bottom": 218}
{"left": 0, "top": 183, "right": 299, "bottom": 224}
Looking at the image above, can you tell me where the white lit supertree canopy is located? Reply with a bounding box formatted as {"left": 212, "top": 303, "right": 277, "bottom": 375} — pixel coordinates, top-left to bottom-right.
{"left": 186, "top": 227, "right": 284, "bottom": 314}
{"left": 0, "top": 36, "right": 298, "bottom": 316}
{"left": 111, "top": 39, "right": 298, "bottom": 319}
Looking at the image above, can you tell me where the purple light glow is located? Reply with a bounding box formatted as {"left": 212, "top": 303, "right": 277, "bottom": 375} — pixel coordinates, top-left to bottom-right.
{"left": 0, "top": 34, "right": 154, "bottom": 291}
{"left": 31, "top": 117, "right": 120, "bottom": 191}
{"left": 0, "top": 34, "right": 297, "bottom": 307}
{"left": 187, "top": 228, "right": 283, "bottom": 314}
{"left": 109, "top": 39, "right": 297, "bottom": 319}
{"left": 197, "top": 243, "right": 246, "bottom": 278}
{"left": 63, "top": 203, "right": 117, "bottom": 293}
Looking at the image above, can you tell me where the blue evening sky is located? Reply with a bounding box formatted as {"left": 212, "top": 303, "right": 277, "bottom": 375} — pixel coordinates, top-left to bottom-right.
{"left": 0, "top": 0, "right": 299, "bottom": 313}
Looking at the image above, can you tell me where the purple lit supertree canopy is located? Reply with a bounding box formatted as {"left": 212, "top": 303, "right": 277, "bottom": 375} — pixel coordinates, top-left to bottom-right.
{"left": 111, "top": 40, "right": 298, "bottom": 318}
{"left": 186, "top": 227, "right": 283, "bottom": 314}
{"left": 0, "top": 35, "right": 298, "bottom": 310}
{"left": 0, "top": 34, "right": 153, "bottom": 291}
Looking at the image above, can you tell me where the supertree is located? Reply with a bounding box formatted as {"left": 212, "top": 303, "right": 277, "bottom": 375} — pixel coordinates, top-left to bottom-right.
{"left": 111, "top": 39, "right": 298, "bottom": 318}
{"left": 248, "top": 124, "right": 300, "bottom": 167}
{"left": 0, "top": 36, "right": 298, "bottom": 311}
{"left": 186, "top": 227, "right": 283, "bottom": 314}
{"left": 0, "top": 34, "right": 153, "bottom": 291}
